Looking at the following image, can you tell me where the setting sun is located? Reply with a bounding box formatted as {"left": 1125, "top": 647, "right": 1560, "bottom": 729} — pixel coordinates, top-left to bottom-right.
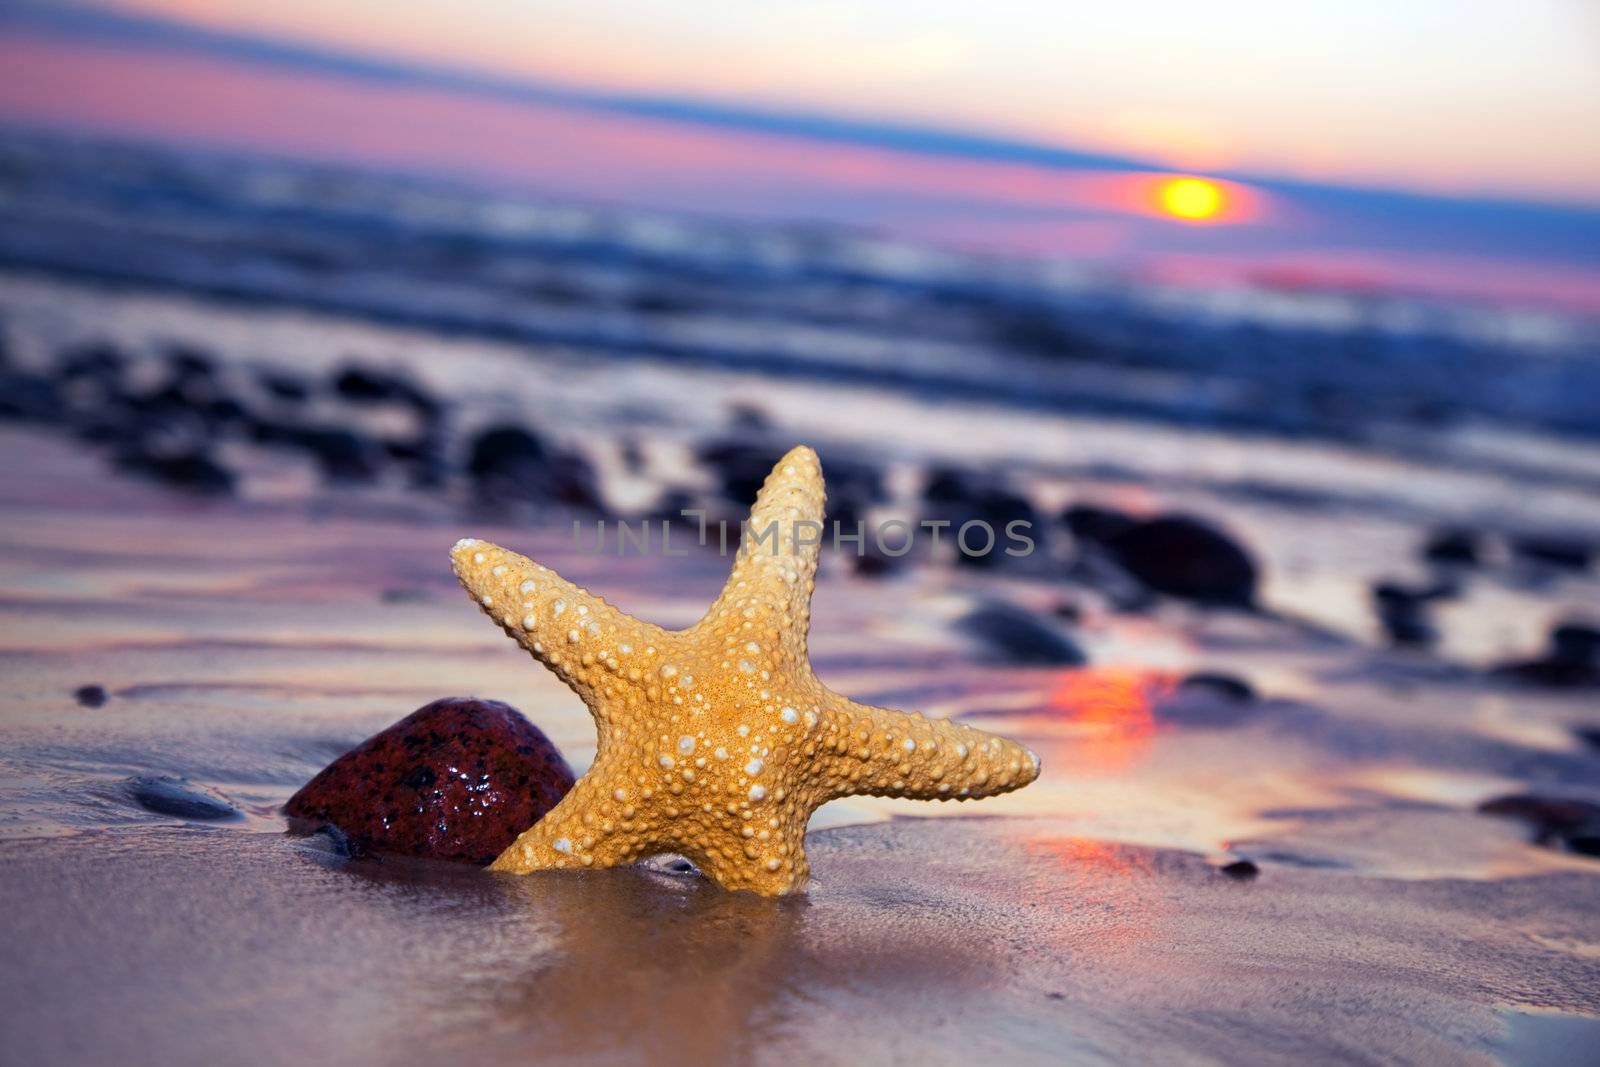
{"left": 1159, "top": 176, "right": 1225, "bottom": 221}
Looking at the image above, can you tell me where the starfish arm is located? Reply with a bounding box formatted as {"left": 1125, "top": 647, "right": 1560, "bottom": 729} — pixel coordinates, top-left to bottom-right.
{"left": 686, "top": 818, "right": 810, "bottom": 896}
{"left": 810, "top": 690, "right": 1040, "bottom": 804}
{"left": 489, "top": 761, "right": 661, "bottom": 873}
{"left": 451, "top": 538, "right": 674, "bottom": 721}
{"left": 697, "top": 444, "right": 825, "bottom": 655}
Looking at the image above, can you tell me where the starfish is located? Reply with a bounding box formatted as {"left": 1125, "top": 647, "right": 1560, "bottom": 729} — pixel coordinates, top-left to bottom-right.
{"left": 450, "top": 445, "right": 1040, "bottom": 895}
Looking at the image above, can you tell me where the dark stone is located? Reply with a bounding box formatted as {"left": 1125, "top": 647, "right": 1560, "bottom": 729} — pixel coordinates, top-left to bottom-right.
{"left": 1479, "top": 794, "right": 1597, "bottom": 833}
{"left": 164, "top": 344, "right": 215, "bottom": 381}
{"left": 921, "top": 466, "right": 1040, "bottom": 569}
{"left": 299, "top": 427, "right": 382, "bottom": 484}
{"left": 259, "top": 370, "right": 310, "bottom": 404}
{"left": 1178, "top": 672, "right": 1256, "bottom": 703}
{"left": 56, "top": 341, "right": 127, "bottom": 383}
{"left": 1370, "top": 581, "right": 1442, "bottom": 648}
{"left": 332, "top": 365, "right": 395, "bottom": 402}
{"left": 1493, "top": 658, "right": 1600, "bottom": 689}
{"left": 383, "top": 434, "right": 448, "bottom": 487}
{"left": 1051, "top": 600, "right": 1084, "bottom": 624}
{"left": 1061, "top": 503, "right": 1138, "bottom": 544}
{"left": 126, "top": 775, "right": 242, "bottom": 820}
{"left": 697, "top": 438, "right": 773, "bottom": 503}
{"left": 1102, "top": 515, "right": 1258, "bottom": 606}
{"left": 1065, "top": 553, "right": 1157, "bottom": 613}
{"left": 1156, "top": 673, "right": 1260, "bottom": 728}
{"left": 284, "top": 697, "right": 575, "bottom": 865}
{"left": 74, "top": 684, "right": 108, "bottom": 708}
{"left": 118, "top": 354, "right": 237, "bottom": 435}
{"left": 203, "top": 396, "right": 250, "bottom": 427}
{"left": 331, "top": 364, "right": 441, "bottom": 419}
{"left": 1219, "top": 859, "right": 1259, "bottom": 879}
{"left": 1422, "top": 528, "right": 1481, "bottom": 567}
{"left": 852, "top": 540, "right": 906, "bottom": 579}
{"left": 115, "top": 448, "right": 236, "bottom": 496}
{"left": 1511, "top": 535, "right": 1593, "bottom": 572}
{"left": 643, "top": 487, "right": 699, "bottom": 529}
{"left": 701, "top": 438, "right": 882, "bottom": 516}
{"left": 923, "top": 466, "right": 976, "bottom": 505}
{"left": 0, "top": 372, "right": 62, "bottom": 421}
{"left": 1478, "top": 794, "right": 1600, "bottom": 857}
{"left": 251, "top": 419, "right": 382, "bottom": 483}
{"left": 468, "top": 425, "right": 603, "bottom": 510}
{"left": 957, "top": 601, "right": 1087, "bottom": 666}
{"left": 726, "top": 401, "right": 771, "bottom": 432}
{"left": 1551, "top": 623, "right": 1600, "bottom": 664}
{"left": 299, "top": 823, "right": 360, "bottom": 859}
{"left": 1490, "top": 619, "right": 1600, "bottom": 689}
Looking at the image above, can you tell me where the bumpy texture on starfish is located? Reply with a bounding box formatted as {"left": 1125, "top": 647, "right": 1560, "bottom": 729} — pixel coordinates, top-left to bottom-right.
{"left": 450, "top": 445, "right": 1040, "bottom": 895}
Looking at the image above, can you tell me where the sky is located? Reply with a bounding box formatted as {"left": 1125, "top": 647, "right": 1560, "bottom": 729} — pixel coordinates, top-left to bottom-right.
{"left": 1, "top": 0, "right": 1597, "bottom": 309}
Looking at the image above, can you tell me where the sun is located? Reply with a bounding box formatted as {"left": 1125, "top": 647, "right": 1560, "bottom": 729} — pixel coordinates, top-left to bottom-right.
{"left": 1159, "top": 177, "right": 1225, "bottom": 221}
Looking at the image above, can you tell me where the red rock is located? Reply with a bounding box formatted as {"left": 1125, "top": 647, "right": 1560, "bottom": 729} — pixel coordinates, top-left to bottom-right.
{"left": 285, "top": 697, "right": 574, "bottom": 865}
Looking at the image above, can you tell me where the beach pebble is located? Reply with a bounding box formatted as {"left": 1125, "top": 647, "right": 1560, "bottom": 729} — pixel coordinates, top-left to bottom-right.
{"left": 294, "top": 823, "right": 360, "bottom": 860}
{"left": 1510, "top": 534, "right": 1593, "bottom": 572}
{"left": 164, "top": 343, "right": 215, "bottom": 378}
{"left": 284, "top": 697, "right": 575, "bottom": 865}
{"left": 852, "top": 540, "right": 907, "bottom": 578}
{"left": 922, "top": 466, "right": 1040, "bottom": 568}
{"left": 115, "top": 448, "right": 236, "bottom": 496}
{"left": 331, "top": 364, "right": 441, "bottom": 419}
{"left": 1156, "top": 673, "right": 1259, "bottom": 728}
{"left": 248, "top": 419, "right": 380, "bottom": 483}
{"left": 1421, "top": 528, "right": 1481, "bottom": 567}
{"left": 0, "top": 372, "right": 63, "bottom": 421}
{"left": 298, "top": 427, "right": 382, "bottom": 484}
{"left": 726, "top": 400, "right": 771, "bottom": 431}
{"left": 957, "top": 601, "right": 1087, "bottom": 666}
{"left": 56, "top": 341, "right": 127, "bottom": 387}
{"left": 1178, "top": 672, "right": 1256, "bottom": 703}
{"left": 1219, "top": 859, "right": 1259, "bottom": 879}
{"left": 468, "top": 424, "right": 603, "bottom": 510}
{"left": 1551, "top": 622, "right": 1600, "bottom": 663}
{"left": 1490, "top": 620, "right": 1600, "bottom": 689}
{"left": 1370, "top": 581, "right": 1446, "bottom": 648}
{"left": 1101, "top": 514, "right": 1258, "bottom": 607}
{"left": 332, "top": 365, "right": 403, "bottom": 403}
{"left": 74, "top": 684, "right": 108, "bottom": 708}
{"left": 383, "top": 433, "right": 448, "bottom": 488}
{"left": 258, "top": 369, "right": 310, "bottom": 404}
{"left": 1061, "top": 503, "right": 1138, "bottom": 544}
{"left": 1478, "top": 794, "right": 1600, "bottom": 857}
{"left": 697, "top": 437, "right": 782, "bottom": 503}
{"left": 126, "top": 775, "right": 242, "bottom": 820}
{"left": 701, "top": 439, "right": 883, "bottom": 517}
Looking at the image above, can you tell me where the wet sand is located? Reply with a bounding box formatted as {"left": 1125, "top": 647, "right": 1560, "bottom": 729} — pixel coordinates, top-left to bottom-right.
{"left": 4, "top": 817, "right": 1597, "bottom": 1067}
{"left": 2, "top": 420, "right": 1597, "bottom": 1064}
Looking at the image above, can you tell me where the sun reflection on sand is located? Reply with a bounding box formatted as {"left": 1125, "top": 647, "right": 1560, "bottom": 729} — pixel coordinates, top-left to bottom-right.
{"left": 1047, "top": 669, "right": 1165, "bottom": 772}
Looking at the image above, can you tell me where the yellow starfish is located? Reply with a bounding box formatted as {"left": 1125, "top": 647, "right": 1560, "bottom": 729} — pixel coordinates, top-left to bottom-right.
{"left": 450, "top": 445, "right": 1040, "bottom": 895}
